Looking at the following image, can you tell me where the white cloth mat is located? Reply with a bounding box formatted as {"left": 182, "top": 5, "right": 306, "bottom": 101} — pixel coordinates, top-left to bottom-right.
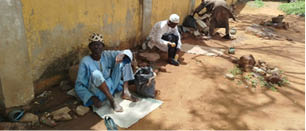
{"left": 93, "top": 93, "right": 163, "bottom": 128}
{"left": 181, "top": 43, "right": 225, "bottom": 56}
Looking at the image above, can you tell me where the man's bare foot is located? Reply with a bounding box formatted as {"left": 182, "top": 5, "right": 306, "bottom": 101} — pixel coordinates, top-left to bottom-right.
{"left": 121, "top": 89, "right": 138, "bottom": 102}
{"left": 122, "top": 93, "right": 138, "bottom": 102}
{"left": 155, "top": 90, "right": 161, "bottom": 98}
{"left": 111, "top": 101, "right": 123, "bottom": 112}
{"left": 154, "top": 90, "right": 161, "bottom": 99}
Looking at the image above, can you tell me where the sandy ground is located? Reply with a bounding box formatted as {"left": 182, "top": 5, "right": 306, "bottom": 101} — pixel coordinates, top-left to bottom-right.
{"left": 36, "top": 1, "right": 305, "bottom": 130}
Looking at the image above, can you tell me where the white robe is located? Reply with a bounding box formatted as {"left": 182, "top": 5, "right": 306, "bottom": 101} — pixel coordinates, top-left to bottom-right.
{"left": 148, "top": 20, "right": 182, "bottom": 52}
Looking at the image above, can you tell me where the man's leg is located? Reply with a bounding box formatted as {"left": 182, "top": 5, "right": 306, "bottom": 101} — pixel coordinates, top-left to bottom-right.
{"left": 121, "top": 62, "right": 138, "bottom": 101}
{"left": 91, "top": 70, "right": 123, "bottom": 112}
{"left": 223, "top": 20, "right": 231, "bottom": 39}
{"left": 162, "top": 34, "right": 180, "bottom": 66}
{"left": 111, "top": 62, "right": 138, "bottom": 102}
{"left": 203, "top": 20, "right": 214, "bottom": 40}
{"left": 97, "top": 82, "right": 123, "bottom": 112}
{"left": 167, "top": 44, "right": 180, "bottom": 66}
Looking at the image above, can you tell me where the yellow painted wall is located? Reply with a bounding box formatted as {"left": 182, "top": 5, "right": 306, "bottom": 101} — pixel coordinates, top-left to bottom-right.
{"left": 21, "top": 0, "right": 239, "bottom": 87}
{"left": 21, "top": 0, "right": 142, "bottom": 81}
{"left": 151, "top": 0, "right": 192, "bottom": 27}
{"left": 195, "top": 0, "right": 202, "bottom": 9}
{"left": 193, "top": 0, "right": 238, "bottom": 18}
{"left": 194, "top": 0, "right": 238, "bottom": 9}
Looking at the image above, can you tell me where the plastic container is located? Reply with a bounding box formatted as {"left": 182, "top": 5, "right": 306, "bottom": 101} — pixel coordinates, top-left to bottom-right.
{"left": 228, "top": 47, "right": 235, "bottom": 54}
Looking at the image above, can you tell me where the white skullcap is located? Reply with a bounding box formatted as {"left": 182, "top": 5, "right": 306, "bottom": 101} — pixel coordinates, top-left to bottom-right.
{"left": 169, "top": 14, "right": 180, "bottom": 24}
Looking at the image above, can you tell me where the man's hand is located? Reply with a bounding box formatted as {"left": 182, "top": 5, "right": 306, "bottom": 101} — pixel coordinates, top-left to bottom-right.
{"left": 115, "top": 54, "right": 125, "bottom": 63}
{"left": 192, "top": 11, "right": 196, "bottom": 17}
{"left": 168, "top": 42, "right": 176, "bottom": 48}
{"left": 91, "top": 96, "right": 102, "bottom": 108}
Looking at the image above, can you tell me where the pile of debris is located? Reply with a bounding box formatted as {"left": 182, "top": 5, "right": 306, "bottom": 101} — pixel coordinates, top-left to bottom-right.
{"left": 226, "top": 54, "right": 289, "bottom": 89}
{"left": 260, "top": 15, "right": 289, "bottom": 30}
{"left": 39, "top": 105, "right": 89, "bottom": 128}
{"left": 0, "top": 104, "right": 90, "bottom": 129}
{"left": 252, "top": 59, "right": 286, "bottom": 86}
{"left": 0, "top": 78, "right": 91, "bottom": 130}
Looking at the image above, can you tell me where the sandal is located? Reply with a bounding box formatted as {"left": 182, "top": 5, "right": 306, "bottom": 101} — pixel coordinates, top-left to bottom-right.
{"left": 104, "top": 116, "right": 118, "bottom": 130}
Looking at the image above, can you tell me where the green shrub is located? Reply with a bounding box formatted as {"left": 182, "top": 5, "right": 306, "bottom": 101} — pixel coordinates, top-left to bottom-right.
{"left": 254, "top": 0, "right": 264, "bottom": 8}
{"left": 279, "top": 1, "right": 305, "bottom": 16}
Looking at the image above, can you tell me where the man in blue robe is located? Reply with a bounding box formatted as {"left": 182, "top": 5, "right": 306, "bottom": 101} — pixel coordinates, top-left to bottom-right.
{"left": 75, "top": 33, "right": 137, "bottom": 112}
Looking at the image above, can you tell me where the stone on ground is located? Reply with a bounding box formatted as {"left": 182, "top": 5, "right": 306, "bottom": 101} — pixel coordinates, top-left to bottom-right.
{"left": 51, "top": 107, "right": 72, "bottom": 121}
{"left": 75, "top": 105, "right": 90, "bottom": 116}
{"left": 225, "top": 74, "right": 235, "bottom": 80}
{"left": 139, "top": 52, "right": 160, "bottom": 62}
{"left": 51, "top": 107, "right": 71, "bottom": 115}
{"left": 40, "top": 116, "right": 56, "bottom": 127}
{"left": 52, "top": 113, "right": 72, "bottom": 121}
{"left": 19, "top": 113, "right": 39, "bottom": 124}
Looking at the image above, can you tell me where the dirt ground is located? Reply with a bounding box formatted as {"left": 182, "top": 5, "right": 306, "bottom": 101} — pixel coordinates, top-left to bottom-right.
{"left": 33, "top": 1, "right": 304, "bottom": 130}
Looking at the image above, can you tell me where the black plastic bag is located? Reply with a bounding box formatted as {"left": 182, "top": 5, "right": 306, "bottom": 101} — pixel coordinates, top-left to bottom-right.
{"left": 182, "top": 15, "right": 197, "bottom": 29}
{"left": 134, "top": 66, "right": 156, "bottom": 98}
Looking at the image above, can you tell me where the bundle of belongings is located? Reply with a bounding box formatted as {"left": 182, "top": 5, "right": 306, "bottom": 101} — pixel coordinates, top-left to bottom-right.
{"left": 134, "top": 66, "right": 157, "bottom": 98}
{"left": 180, "top": 14, "right": 210, "bottom": 37}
